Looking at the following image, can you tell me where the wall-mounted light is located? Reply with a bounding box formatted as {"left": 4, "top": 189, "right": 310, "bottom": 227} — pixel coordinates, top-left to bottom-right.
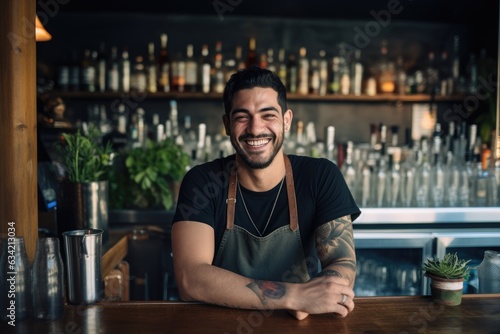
{"left": 35, "top": 15, "right": 52, "bottom": 42}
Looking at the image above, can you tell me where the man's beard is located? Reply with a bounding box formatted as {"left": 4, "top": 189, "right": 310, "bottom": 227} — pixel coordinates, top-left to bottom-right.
{"left": 232, "top": 133, "right": 284, "bottom": 169}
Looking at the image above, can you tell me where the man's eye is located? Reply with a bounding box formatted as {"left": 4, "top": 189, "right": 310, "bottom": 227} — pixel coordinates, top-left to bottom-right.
{"left": 234, "top": 115, "right": 248, "bottom": 121}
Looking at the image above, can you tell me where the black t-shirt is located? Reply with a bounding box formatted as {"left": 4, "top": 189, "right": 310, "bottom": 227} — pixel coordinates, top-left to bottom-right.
{"left": 173, "top": 154, "right": 361, "bottom": 260}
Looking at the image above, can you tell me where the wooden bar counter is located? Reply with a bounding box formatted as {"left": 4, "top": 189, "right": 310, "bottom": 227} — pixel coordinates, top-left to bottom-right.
{"left": 2, "top": 294, "right": 499, "bottom": 333}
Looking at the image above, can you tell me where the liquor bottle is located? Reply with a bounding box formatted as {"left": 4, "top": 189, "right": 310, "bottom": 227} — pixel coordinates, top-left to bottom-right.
{"left": 171, "top": 51, "right": 186, "bottom": 93}
{"left": 151, "top": 113, "right": 164, "bottom": 143}
{"left": 146, "top": 42, "right": 158, "bottom": 93}
{"left": 266, "top": 48, "right": 276, "bottom": 73}
{"left": 400, "top": 140, "right": 417, "bottom": 207}
{"left": 430, "top": 130, "right": 446, "bottom": 207}
{"left": 305, "top": 121, "right": 319, "bottom": 157}
{"left": 68, "top": 50, "right": 80, "bottom": 91}
{"left": 130, "top": 56, "right": 147, "bottom": 93}
{"left": 324, "top": 125, "right": 336, "bottom": 163}
{"left": 329, "top": 57, "right": 340, "bottom": 95}
{"left": 212, "top": 41, "right": 225, "bottom": 93}
{"left": 377, "top": 40, "right": 395, "bottom": 94}
{"left": 185, "top": 44, "right": 198, "bottom": 92}
{"left": 181, "top": 115, "right": 197, "bottom": 158}
{"left": 158, "top": 33, "right": 171, "bottom": 92}
{"left": 135, "top": 107, "right": 146, "bottom": 148}
{"left": 341, "top": 141, "right": 357, "bottom": 199}
{"left": 195, "top": 123, "right": 207, "bottom": 163}
{"left": 235, "top": 45, "right": 246, "bottom": 70}
{"left": 169, "top": 100, "right": 181, "bottom": 142}
{"left": 294, "top": 120, "right": 307, "bottom": 155}
{"left": 309, "top": 58, "right": 320, "bottom": 95}
{"left": 318, "top": 50, "right": 328, "bottom": 96}
{"left": 277, "top": 48, "right": 287, "bottom": 87}
{"left": 245, "top": 37, "right": 258, "bottom": 68}
{"left": 350, "top": 49, "right": 363, "bottom": 96}
{"left": 107, "top": 46, "right": 120, "bottom": 92}
{"left": 80, "top": 49, "right": 96, "bottom": 92}
{"left": 120, "top": 48, "right": 131, "bottom": 93}
{"left": 199, "top": 44, "right": 211, "bottom": 93}
{"left": 96, "top": 42, "right": 107, "bottom": 92}
{"left": 297, "top": 47, "right": 309, "bottom": 95}
{"left": 286, "top": 54, "right": 298, "bottom": 94}
{"left": 259, "top": 53, "right": 268, "bottom": 69}
{"left": 414, "top": 138, "right": 432, "bottom": 207}
{"left": 426, "top": 51, "right": 439, "bottom": 95}
{"left": 339, "top": 44, "right": 350, "bottom": 96}
{"left": 388, "top": 147, "right": 402, "bottom": 207}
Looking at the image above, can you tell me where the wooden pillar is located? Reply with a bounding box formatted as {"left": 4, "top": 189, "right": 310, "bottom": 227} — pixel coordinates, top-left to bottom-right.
{"left": 0, "top": 0, "right": 38, "bottom": 260}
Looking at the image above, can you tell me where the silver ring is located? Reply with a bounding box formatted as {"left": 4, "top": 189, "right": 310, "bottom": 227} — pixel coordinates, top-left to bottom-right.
{"left": 340, "top": 294, "right": 348, "bottom": 305}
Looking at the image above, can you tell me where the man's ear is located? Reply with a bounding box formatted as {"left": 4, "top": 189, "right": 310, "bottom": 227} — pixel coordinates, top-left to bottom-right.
{"left": 284, "top": 109, "right": 293, "bottom": 132}
{"left": 222, "top": 114, "right": 230, "bottom": 135}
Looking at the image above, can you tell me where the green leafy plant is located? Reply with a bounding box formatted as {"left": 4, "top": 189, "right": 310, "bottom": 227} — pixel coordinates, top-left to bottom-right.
{"left": 109, "top": 139, "right": 190, "bottom": 210}
{"left": 422, "top": 252, "right": 471, "bottom": 280}
{"left": 54, "top": 127, "right": 113, "bottom": 182}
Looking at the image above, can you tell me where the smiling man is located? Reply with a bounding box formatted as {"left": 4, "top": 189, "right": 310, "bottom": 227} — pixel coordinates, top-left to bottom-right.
{"left": 171, "top": 66, "right": 361, "bottom": 320}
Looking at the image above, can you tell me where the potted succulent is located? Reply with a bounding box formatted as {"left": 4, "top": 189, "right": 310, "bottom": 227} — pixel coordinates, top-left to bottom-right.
{"left": 109, "top": 139, "right": 190, "bottom": 211}
{"left": 421, "top": 252, "right": 472, "bottom": 306}
{"left": 54, "top": 126, "right": 113, "bottom": 243}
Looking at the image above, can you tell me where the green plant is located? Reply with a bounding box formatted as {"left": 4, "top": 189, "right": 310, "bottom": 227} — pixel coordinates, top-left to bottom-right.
{"left": 109, "top": 139, "right": 190, "bottom": 210}
{"left": 54, "top": 127, "right": 113, "bottom": 182}
{"left": 422, "top": 252, "right": 471, "bottom": 280}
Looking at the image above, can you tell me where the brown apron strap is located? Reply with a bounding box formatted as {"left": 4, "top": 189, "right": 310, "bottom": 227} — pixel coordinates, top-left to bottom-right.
{"left": 226, "top": 168, "right": 237, "bottom": 230}
{"left": 226, "top": 154, "right": 298, "bottom": 231}
{"left": 284, "top": 155, "right": 298, "bottom": 231}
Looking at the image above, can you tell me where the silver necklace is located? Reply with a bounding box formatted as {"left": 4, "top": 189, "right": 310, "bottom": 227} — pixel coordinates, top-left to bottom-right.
{"left": 237, "top": 176, "right": 285, "bottom": 237}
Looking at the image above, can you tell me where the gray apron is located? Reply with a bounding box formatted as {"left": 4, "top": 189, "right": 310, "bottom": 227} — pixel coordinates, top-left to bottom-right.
{"left": 213, "top": 155, "right": 311, "bottom": 283}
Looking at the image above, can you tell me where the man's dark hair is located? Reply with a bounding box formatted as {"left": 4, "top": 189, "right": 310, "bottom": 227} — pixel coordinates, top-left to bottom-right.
{"left": 223, "top": 66, "right": 287, "bottom": 117}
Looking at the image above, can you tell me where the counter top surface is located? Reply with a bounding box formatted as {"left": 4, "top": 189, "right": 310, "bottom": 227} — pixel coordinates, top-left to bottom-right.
{"left": 3, "top": 294, "right": 499, "bottom": 333}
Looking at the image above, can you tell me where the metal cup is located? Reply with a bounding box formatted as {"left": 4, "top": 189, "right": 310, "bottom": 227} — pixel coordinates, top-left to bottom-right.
{"left": 62, "top": 229, "right": 103, "bottom": 304}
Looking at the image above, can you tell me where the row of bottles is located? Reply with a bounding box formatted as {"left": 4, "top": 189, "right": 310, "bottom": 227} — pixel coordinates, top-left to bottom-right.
{"left": 91, "top": 98, "right": 499, "bottom": 208}
{"left": 339, "top": 123, "right": 499, "bottom": 208}
{"left": 55, "top": 34, "right": 486, "bottom": 97}
{"left": 95, "top": 100, "right": 234, "bottom": 167}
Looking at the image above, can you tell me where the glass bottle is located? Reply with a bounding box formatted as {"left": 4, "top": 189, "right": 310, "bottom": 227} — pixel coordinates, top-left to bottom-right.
{"left": 318, "top": 50, "right": 328, "bottom": 96}
{"left": 32, "top": 237, "right": 65, "bottom": 320}
{"left": 131, "top": 56, "right": 147, "bottom": 93}
{"left": 185, "top": 44, "right": 198, "bottom": 92}
{"left": 350, "top": 49, "right": 363, "bottom": 96}
{"left": 297, "top": 47, "right": 309, "bottom": 95}
{"left": 286, "top": 54, "right": 298, "bottom": 94}
{"left": 107, "top": 46, "right": 120, "bottom": 92}
{"left": 199, "top": 44, "right": 211, "bottom": 93}
{"left": 171, "top": 51, "right": 186, "bottom": 93}
{"left": 245, "top": 36, "right": 258, "bottom": 68}
{"left": 146, "top": 42, "right": 158, "bottom": 93}
{"left": 0, "top": 236, "right": 32, "bottom": 322}
{"left": 120, "top": 48, "right": 131, "bottom": 93}
{"left": 377, "top": 39, "right": 395, "bottom": 94}
{"left": 158, "top": 33, "right": 171, "bottom": 92}
{"left": 477, "top": 250, "right": 500, "bottom": 293}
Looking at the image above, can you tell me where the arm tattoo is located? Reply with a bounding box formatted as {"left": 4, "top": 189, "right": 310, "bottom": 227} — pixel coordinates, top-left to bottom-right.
{"left": 314, "top": 216, "right": 356, "bottom": 282}
{"left": 246, "top": 280, "right": 286, "bottom": 305}
{"left": 316, "top": 269, "right": 343, "bottom": 278}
